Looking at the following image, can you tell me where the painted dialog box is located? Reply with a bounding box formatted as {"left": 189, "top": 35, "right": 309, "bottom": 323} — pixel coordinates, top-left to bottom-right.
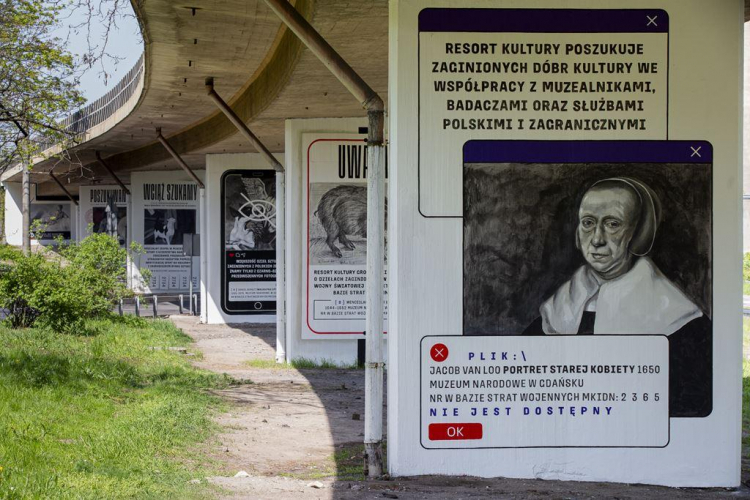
{"left": 418, "top": 8, "right": 669, "bottom": 216}
{"left": 422, "top": 139, "right": 712, "bottom": 448}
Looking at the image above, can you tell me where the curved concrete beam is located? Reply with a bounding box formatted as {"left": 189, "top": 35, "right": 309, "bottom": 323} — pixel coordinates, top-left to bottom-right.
{"left": 96, "top": 0, "right": 313, "bottom": 172}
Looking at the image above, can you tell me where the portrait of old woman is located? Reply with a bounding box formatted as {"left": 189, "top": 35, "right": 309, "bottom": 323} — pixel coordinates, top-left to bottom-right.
{"left": 523, "top": 177, "right": 712, "bottom": 417}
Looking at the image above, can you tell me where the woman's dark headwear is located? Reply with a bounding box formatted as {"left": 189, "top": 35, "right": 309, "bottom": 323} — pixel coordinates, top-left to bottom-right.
{"left": 582, "top": 177, "right": 662, "bottom": 256}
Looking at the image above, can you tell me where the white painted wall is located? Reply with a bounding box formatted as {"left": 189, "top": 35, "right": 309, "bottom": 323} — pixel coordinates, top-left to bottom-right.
{"left": 204, "top": 153, "right": 280, "bottom": 324}
{"left": 389, "top": 0, "right": 742, "bottom": 487}
{"left": 2, "top": 182, "right": 22, "bottom": 246}
{"left": 286, "top": 118, "right": 368, "bottom": 364}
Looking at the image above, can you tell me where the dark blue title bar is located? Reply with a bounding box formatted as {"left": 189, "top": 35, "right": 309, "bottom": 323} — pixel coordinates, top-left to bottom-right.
{"left": 418, "top": 9, "right": 669, "bottom": 34}
{"left": 463, "top": 141, "right": 712, "bottom": 164}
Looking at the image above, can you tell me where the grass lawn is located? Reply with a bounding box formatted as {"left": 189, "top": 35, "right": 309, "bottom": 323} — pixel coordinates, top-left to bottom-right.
{"left": 0, "top": 316, "right": 231, "bottom": 499}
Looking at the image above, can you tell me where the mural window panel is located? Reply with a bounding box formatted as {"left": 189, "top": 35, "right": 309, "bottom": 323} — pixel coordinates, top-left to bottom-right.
{"left": 463, "top": 140, "right": 712, "bottom": 418}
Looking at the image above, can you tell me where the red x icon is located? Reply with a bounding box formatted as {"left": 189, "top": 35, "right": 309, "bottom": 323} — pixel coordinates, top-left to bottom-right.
{"left": 430, "top": 343, "right": 449, "bottom": 362}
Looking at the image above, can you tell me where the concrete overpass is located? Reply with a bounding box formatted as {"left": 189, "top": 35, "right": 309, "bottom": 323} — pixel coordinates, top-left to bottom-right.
{"left": 0, "top": 0, "right": 387, "bottom": 192}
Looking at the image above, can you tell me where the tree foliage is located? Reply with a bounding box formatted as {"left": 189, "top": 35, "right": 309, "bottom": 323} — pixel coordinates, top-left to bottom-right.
{"left": 0, "top": 232, "right": 130, "bottom": 332}
{"left": 0, "top": 0, "right": 84, "bottom": 173}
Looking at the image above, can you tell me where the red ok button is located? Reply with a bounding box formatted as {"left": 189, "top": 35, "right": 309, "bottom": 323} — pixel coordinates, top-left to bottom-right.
{"left": 428, "top": 423, "right": 483, "bottom": 441}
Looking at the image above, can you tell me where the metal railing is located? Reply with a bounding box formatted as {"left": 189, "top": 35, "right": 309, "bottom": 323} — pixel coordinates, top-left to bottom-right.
{"left": 0, "top": 294, "right": 199, "bottom": 323}
{"left": 61, "top": 53, "right": 145, "bottom": 134}
{"left": 117, "top": 293, "right": 200, "bottom": 318}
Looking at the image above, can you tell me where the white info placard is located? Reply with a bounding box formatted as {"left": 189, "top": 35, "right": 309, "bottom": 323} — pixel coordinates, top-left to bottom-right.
{"left": 421, "top": 335, "right": 668, "bottom": 449}
{"left": 303, "top": 133, "right": 388, "bottom": 338}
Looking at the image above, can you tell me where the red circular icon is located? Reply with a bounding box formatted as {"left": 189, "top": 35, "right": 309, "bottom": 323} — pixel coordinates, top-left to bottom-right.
{"left": 430, "top": 343, "right": 449, "bottom": 362}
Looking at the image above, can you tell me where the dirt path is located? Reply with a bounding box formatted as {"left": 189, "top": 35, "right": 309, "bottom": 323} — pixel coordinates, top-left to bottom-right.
{"left": 172, "top": 316, "right": 368, "bottom": 499}
{"left": 171, "top": 316, "right": 749, "bottom": 500}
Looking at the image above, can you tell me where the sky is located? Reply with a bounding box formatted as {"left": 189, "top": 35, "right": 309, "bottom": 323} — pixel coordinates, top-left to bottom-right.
{"left": 53, "top": 1, "right": 144, "bottom": 103}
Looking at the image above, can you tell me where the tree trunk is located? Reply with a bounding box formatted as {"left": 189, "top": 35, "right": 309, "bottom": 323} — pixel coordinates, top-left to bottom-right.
{"left": 22, "top": 166, "right": 30, "bottom": 253}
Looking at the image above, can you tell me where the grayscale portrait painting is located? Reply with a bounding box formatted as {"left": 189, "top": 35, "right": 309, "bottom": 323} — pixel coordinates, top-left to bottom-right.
{"left": 463, "top": 162, "right": 712, "bottom": 418}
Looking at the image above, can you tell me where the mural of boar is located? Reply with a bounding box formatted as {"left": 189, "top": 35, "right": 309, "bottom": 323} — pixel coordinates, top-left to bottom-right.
{"left": 315, "top": 185, "right": 387, "bottom": 258}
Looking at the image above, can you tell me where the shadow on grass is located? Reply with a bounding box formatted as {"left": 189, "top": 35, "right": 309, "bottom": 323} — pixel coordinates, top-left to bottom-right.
{"left": 0, "top": 351, "right": 141, "bottom": 388}
{"left": 0, "top": 348, "right": 232, "bottom": 391}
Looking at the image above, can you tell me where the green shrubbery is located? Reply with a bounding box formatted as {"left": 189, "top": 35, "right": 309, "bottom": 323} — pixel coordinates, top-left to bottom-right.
{"left": 0, "top": 244, "right": 22, "bottom": 261}
{"left": 0, "top": 234, "right": 130, "bottom": 332}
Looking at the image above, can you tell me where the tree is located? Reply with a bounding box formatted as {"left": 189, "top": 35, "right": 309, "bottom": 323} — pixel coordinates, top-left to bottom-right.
{"left": 0, "top": 0, "right": 84, "bottom": 174}
{"left": 65, "top": 0, "right": 136, "bottom": 86}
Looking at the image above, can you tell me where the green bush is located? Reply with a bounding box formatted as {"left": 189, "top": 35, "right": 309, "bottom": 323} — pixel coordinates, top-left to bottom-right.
{"left": 58, "top": 232, "right": 129, "bottom": 309}
{"left": 0, "top": 244, "right": 22, "bottom": 262}
{"left": 744, "top": 253, "right": 750, "bottom": 283}
{"left": 0, "top": 234, "right": 129, "bottom": 332}
{"left": 0, "top": 252, "right": 45, "bottom": 328}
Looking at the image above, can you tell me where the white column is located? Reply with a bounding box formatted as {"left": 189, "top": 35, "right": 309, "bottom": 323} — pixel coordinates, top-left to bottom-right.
{"left": 364, "top": 141, "right": 386, "bottom": 475}
{"left": 275, "top": 171, "right": 287, "bottom": 362}
{"left": 199, "top": 187, "right": 208, "bottom": 323}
